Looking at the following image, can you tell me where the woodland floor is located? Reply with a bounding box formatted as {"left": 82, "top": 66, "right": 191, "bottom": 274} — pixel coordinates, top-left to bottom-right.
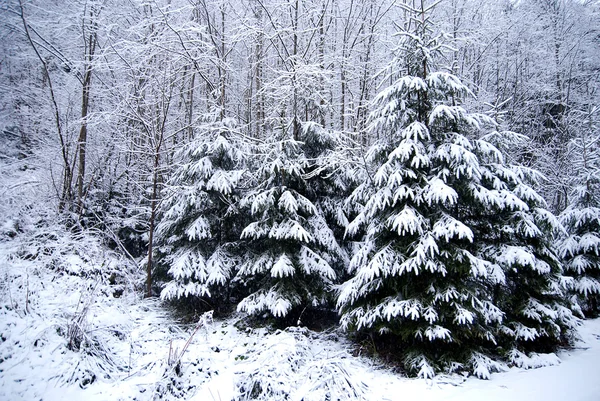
{"left": 1, "top": 225, "right": 600, "bottom": 401}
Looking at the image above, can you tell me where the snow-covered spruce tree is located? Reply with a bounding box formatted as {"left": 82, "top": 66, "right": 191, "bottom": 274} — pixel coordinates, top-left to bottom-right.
{"left": 301, "top": 121, "right": 354, "bottom": 276}
{"left": 155, "top": 118, "right": 246, "bottom": 311}
{"left": 235, "top": 130, "right": 341, "bottom": 322}
{"left": 558, "top": 108, "right": 600, "bottom": 316}
{"left": 337, "top": 1, "right": 576, "bottom": 378}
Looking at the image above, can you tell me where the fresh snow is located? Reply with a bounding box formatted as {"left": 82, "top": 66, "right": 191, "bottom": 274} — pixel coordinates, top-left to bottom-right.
{"left": 1, "top": 229, "right": 600, "bottom": 401}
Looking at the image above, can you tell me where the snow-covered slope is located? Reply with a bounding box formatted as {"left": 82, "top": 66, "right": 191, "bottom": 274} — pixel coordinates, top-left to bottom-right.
{"left": 369, "top": 319, "right": 600, "bottom": 401}
{"left": 1, "top": 226, "right": 599, "bottom": 401}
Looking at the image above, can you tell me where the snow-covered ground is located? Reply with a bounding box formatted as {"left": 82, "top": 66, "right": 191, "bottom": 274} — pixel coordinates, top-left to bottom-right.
{"left": 1, "top": 224, "right": 599, "bottom": 401}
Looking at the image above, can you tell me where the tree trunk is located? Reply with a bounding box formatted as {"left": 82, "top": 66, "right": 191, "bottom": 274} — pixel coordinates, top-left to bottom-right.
{"left": 145, "top": 149, "right": 161, "bottom": 298}
{"left": 219, "top": 4, "right": 227, "bottom": 119}
{"left": 254, "top": 12, "right": 265, "bottom": 138}
{"left": 292, "top": 0, "right": 300, "bottom": 140}
{"left": 77, "top": 27, "right": 96, "bottom": 214}
{"left": 18, "top": 0, "right": 73, "bottom": 212}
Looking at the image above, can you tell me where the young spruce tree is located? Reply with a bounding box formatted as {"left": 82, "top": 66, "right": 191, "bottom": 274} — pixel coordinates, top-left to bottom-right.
{"left": 155, "top": 118, "right": 246, "bottom": 310}
{"left": 337, "top": 1, "right": 576, "bottom": 378}
{"left": 301, "top": 122, "right": 353, "bottom": 276}
{"left": 558, "top": 108, "right": 600, "bottom": 316}
{"left": 235, "top": 126, "right": 341, "bottom": 322}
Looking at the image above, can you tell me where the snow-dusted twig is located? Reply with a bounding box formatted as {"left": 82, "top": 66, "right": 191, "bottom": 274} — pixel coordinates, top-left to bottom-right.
{"left": 167, "top": 310, "right": 214, "bottom": 370}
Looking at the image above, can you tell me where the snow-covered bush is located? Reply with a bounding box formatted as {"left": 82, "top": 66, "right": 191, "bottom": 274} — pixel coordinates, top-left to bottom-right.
{"left": 235, "top": 327, "right": 369, "bottom": 401}
{"left": 0, "top": 216, "right": 141, "bottom": 392}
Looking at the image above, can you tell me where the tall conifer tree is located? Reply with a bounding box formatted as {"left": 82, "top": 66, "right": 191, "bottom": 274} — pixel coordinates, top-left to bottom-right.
{"left": 337, "top": 0, "right": 576, "bottom": 378}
